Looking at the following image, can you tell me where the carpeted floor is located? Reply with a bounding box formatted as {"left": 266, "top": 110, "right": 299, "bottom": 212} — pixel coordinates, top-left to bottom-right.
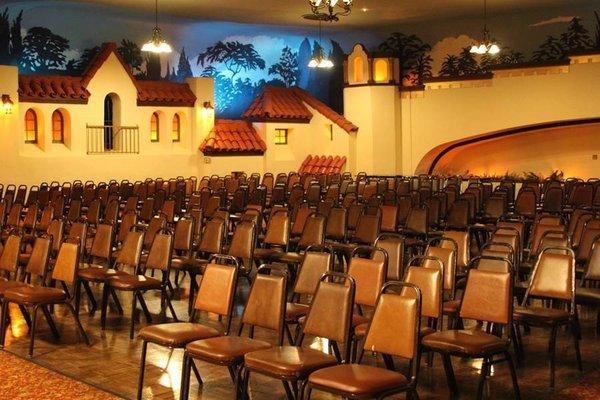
{"left": 554, "top": 369, "right": 600, "bottom": 400}
{"left": 0, "top": 350, "right": 121, "bottom": 400}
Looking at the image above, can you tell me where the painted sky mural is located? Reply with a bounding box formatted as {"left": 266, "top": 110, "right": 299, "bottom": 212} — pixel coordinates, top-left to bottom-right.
{"left": 1, "top": 2, "right": 599, "bottom": 118}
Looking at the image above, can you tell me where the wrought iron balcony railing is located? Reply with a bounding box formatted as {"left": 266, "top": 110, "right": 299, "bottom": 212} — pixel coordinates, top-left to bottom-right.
{"left": 86, "top": 125, "right": 139, "bottom": 154}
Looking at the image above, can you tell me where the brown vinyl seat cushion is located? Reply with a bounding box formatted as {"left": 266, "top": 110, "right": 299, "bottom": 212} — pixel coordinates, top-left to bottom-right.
{"left": 513, "top": 306, "right": 570, "bottom": 325}
{"left": 186, "top": 336, "right": 271, "bottom": 365}
{"left": 269, "top": 252, "right": 305, "bottom": 265}
{"left": 354, "top": 323, "right": 435, "bottom": 339}
{"left": 179, "top": 258, "right": 209, "bottom": 273}
{"left": 245, "top": 346, "right": 338, "bottom": 379}
{"left": 253, "top": 248, "right": 284, "bottom": 260}
{"left": 442, "top": 299, "right": 461, "bottom": 315}
{"left": 107, "top": 274, "right": 162, "bottom": 291}
{"left": 576, "top": 287, "right": 600, "bottom": 302}
{"left": 308, "top": 364, "right": 409, "bottom": 396}
{"left": 138, "top": 322, "right": 221, "bottom": 347}
{"left": 286, "top": 303, "right": 310, "bottom": 321}
{"left": 0, "top": 280, "right": 27, "bottom": 296}
{"left": 4, "top": 285, "right": 67, "bottom": 304}
{"left": 78, "top": 266, "right": 128, "bottom": 282}
{"left": 422, "top": 330, "right": 507, "bottom": 356}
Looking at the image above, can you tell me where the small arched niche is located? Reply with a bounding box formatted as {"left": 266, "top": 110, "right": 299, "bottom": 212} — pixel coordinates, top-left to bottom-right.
{"left": 347, "top": 43, "right": 369, "bottom": 85}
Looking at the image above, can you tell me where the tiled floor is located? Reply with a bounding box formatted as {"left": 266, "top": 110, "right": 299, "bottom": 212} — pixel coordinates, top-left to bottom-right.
{"left": 2, "top": 278, "right": 599, "bottom": 400}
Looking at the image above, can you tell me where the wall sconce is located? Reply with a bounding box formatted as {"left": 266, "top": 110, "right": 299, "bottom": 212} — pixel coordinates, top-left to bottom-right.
{"left": 201, "top": 101, "right": 214, "bottom": 119}
{"left": 2, "top": 94, "right": 14, "bottom": 115}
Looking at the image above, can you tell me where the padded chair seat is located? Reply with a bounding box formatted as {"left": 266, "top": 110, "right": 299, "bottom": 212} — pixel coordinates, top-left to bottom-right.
{"left": 4, "top": 285, "right": 67, "bottom": 304}
{"left": 170, "top": 257, "right": 191, "bottom": 270}
{"left": 514, "top": 280, "right": 529, "bottom": 293}
{"left": 245, "top": 346, "right": 338, "bottom": 379}
{"left": 422, "top": 330, "right": 507, "bottom": 356}
{"left": 354, "top": 323, "right": 435, "bottom": 339}
{"left": 78, "top": 266, "right": 128, "bottom": 282}
{"left": 286, "top": 302, "right": 310, "bottom": 320}
{"left": 107, "top": 274, "right": 162, "bottom": 291}
{"left": 138, "top": 322, "right": 221, "bottom": 347}
{"left": 513, "top": 306, "right": 570, "bottom": 325}
{"left": 0, "top": 280, "right": 27, "bottom": 297}
{"left": 352, "top": 314, "right": 370, "bottom": 328}
{"left": 308, "top": 364, "right": 409, "bottom": 396}
{"left": 179, "top": 258, "right": 209, "bottom": 273}
{"left": 269, "top": 252, "right": 305, "bottom": 264}
{"left": 18, "top": 253, "right": 32, "bottom": 265}
{"left": 253, "top": 248, "right": 284, "bottom": 260}
{"left": 329, "top": 242, "right": 359, "bottom": 254}
{"left": 576, "top": 287, "right": 600, "bottom": 302}
{"left": 186, "top": 336, "right": 272, "bottom": 365}
{"left": 443, "top": 300, "right": 461, "bottom": 315}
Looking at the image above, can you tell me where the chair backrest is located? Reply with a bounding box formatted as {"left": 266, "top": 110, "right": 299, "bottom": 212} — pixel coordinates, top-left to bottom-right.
{"left": 0, "top": 234, "right": 21, "bottom": 274}
{"left": 293, "top": 246, "right": 333, "bottom": 296}
{"left": 297, "top": 213, "right": 326, "bottom": 248}
{"left": 583, "top": 237, "right": 600, "bottom": 281}
{"left": 425, "top": 241, "right": 456, "bottom": 293}
{"left": 118, "top": 211, "right": 138, "bottom": 243}
{"left": 116, "top": 230, "right": 145, "bottom": 268}
{"left": 515, "top": 189, "right": 537, "bottom": 217}
{"left": 460, "top": 269, "right": 513, "bottom": 327}
{"left": 404, "top": 265, "right": 442, "bottom": 321}
{"left": 228, "top": 221, "right": 256, "bottom": 262}
{"left": 446, "top": 199, "right": 470, "bottom": 229}
{"left": 36, "top": 205, "right": 55, "bottom": 232}
{"left": 26, "top": 235, "right": 52, "bottom": 279}
{"left": 173, "top": 218, "right": 193, "bottom": 252}
{"left": 405, "top": 206, "right": 428, "bottom": 235}
{"left": 363, "top": 282, "right": 421, "bottom": 380}
{"left": 52, "top": 241, "right": 81, "bottom": 286}
{"left": 198, "top": 217, "right": 225, "bottom": 254}
{"left": 145, "top": 232, "right": 174, "bottom": 272}
{"left": 90, "top": 223, "right": 114, "bottom": 260}
{"left": 526, "top": 247, "right": 575, "bottom": 304}
{"left": 104, "top": 199, "right": 120, "bottom": 224}
{"left": 379, "top": 204, "right": 398, "bottom": 233}
{"left": 302, "top": 272, "right": 355, "bottom": 358}
{"left": 325, "top": 207, "right": 347, "bottom": 241}
{"left": 353, "top": 212, "right": 381, "bottom": 245}
{"left": 470, "top": 255, "right": 513, "bottom": 274}
{"left": 348, "top": 248, "right": 387, "bottom": 307}
{"left": 441, "top": 230, "right": 469, "bottom": 270}
{"left": 240, "top": 266, "right": 287, "bottom": 345}
{"left": 576, "top": 219, "right": 600, "bottom": 262}
{"left": 374, "top": 234, "right": 405, "bottom": 280}
{"left": 69, "top": 221, "right": 88, "bottom": 254}
{"left": 263, "top": 210, "right": 290, "bottom": 248}
{"left": 144, "top": 215, "right": 166, "bottom": 248}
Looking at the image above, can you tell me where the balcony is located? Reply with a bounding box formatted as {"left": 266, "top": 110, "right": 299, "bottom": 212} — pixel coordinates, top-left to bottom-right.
{"left": 86, "top": 125, "right": 139, "bottom": 154}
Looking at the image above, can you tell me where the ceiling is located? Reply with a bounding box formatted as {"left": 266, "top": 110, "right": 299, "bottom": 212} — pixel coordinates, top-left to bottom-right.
{"left": 12, "top": 0, "right": 597, "bottom": 28}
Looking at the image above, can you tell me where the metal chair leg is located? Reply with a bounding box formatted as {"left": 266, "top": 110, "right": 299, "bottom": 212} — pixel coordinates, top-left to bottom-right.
{"left": 66, "top": 302, "right": 90, "bottom": 345}
{"left": 505, "top": 351, "right": 521, "bottom": 400}
{"left": 137, "top": 341, "right": 148, "bottom": 400}
{"left": 28, "top": 305, "right": 39, "bottom": 357}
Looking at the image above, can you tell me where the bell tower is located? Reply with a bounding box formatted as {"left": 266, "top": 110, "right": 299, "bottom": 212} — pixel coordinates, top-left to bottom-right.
{"left": 343, "top": 43, "right": 402, "bottom": 175}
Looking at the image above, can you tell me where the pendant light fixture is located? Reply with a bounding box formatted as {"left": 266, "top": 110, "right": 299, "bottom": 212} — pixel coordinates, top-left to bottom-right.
{"left": 308, "top": 21, "right": 334, "bottom": 69}
{"left": 470, "top": 0, "right": 500, "bottom": 55}
{"left": 304, "top": 0, "right": 353, "bottom": 22}
{"left": 142, "top": 0, "right": 172, "bottom": 53}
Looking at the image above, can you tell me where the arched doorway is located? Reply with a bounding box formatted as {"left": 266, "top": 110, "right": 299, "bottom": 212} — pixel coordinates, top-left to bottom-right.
{"left": 103, "top": 93, "right": 121, "bottom": 150}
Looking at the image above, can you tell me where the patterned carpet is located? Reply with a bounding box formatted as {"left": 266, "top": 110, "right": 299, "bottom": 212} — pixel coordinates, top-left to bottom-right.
{"left": 554, "top": 369, "right": 600, "bottom": 400}
{"left": 0, "top": 350, "right": 120, "bottom": 399}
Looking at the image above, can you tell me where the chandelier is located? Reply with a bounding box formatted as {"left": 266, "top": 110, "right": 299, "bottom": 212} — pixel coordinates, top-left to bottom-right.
{"left": 142, "top": 0, "right": 172, "bottom": 53}
{"left": 308, "top": 21, "right": 334, "bottom": 69}
{"left": 470, "top": 0, "right": 500, "bottom": 55}
{"left": 303, "top": 0, "right": 353, "bottom": 22}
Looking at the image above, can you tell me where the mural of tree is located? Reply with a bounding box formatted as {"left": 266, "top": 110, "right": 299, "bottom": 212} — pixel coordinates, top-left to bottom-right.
{"left": 9, "top": 10, "right": 22, "bottom": 63}
{"left": 0, "top": 9, "right": 10, "bottom": 63}
{"left": 143, "top": 52, "right": 161, "bottom": 80}
{"left": 533, "top": 36, "right": 565, "bottom": 61}
{"left": 410, "top": 53, "right": 433, "bottom": 84}
{"left": 197, "top": 41, "right": 266, "bottom": 81}
{"left": 439, "top": 54, "right": 459, "bottom": 76}
{"left": 117, "top": 39, "right": 143, "bottom": 74}
{"left": 378, "top": 32, "right": 431, "bottom": 84}
{"left": 176, "top": 47, "right": 193, "bottom": 82}
{"left": 595, "top": 11, "right": 600, "bottom": 48}
{"left": 561, "top": 17, "right": 593, "bottom": 52}
{"left": 497, "top": 49, "right": 525, "bottom": 64}
{"left": 0, "top": 8, "right": 23, "bottom": 65}
{"left": 456, "top": 47, "right": 479, "bottom": 76}
{"left": 65, "top": 45, "right": 100, "bottom": 75}
{"left": 268, "top": 46, "right": 299, "bottom": 87}
{"left": 21, "top": 26, "right": 70, "bottom": 73}
{"left": 297, "top": 38, "right": 312, "bottom": 88}
{"left": 328, "top": 40, "right": 346, "bottom": 113}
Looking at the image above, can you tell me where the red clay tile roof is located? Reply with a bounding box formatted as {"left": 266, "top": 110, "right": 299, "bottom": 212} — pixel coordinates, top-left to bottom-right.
{"left": 200, "top": 119, "right": 267, "bottom": 155}
{"left": 243, "top": 86, "right": 358, "bottom": 133}
{"left": 299, "top": 155, "right": 347, "bottom": 174}
{"left": 18, "top": 75, "right": 90, "bottom": 103}
{"left": 19, "top": 42, "right": 196, "bottom": 107}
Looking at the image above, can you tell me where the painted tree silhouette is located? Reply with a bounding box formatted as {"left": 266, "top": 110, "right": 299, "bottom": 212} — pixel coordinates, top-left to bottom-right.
{"left": 378, "top": 32, "right": 431, "bottom": 84}
{"left": 143, "top": 53, "right": 162, "bottom": 80}
{"left": 439, "top": 54, "right": 459, "bottom": 76}
{"left": 533, "top": 36, "right": 565, "bottom": 61}
{"left": 268, "top": 46, "right": 299, "bottom": 87}
{"left": 200, "top": 65, "right": 218, "bottom": 77}
{"left": 593, "top": 11, "right": 600, "bottom": 48}
{"left": 410, "top": 53, "right": 433, "bottom": 84}
{"left": 0, "top": 8, "right": 23, "bottom": 65}
{"left": 561, "top": 17, "right": 593, "bottom": 52}
{"left": 21, "top": 27, "right": 70, "bottom": 72}
{"left": 9, "top": 10, "right": 22, "bottom": 63}
{"left": 0, "top": 9, "right": 10, "bottom": 63}
{"left": 456, "top": 47, "right": 479, "bottom": 76}
{"left": 197, "top": 41, "right": 265, "bottom": 81}
{"left": 498, "top": 50, "right": 524, "bottom": 64}
{"left": 65, "top": 46, "right": 100, "bottom": 75}
{"left": 118, "top": 39, "right": 143, "bottom": 74}
{"left": 176, "top": 47, "right": 194, "bottom": 82}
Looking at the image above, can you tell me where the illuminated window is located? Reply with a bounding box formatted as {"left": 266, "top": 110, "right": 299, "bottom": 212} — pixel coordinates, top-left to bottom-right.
{"left": 150, "top": 112, "right": 159, "bottom": 142}
{"left": 25, "top": 109, "right": 38, "bottom": 143}
{"left": 274, "top": 129, "right": 288, "bottom": 145}
{"left": 52, "top": 110, "right": 64, "bottom": 143}
{"left": 374, "top": 59, "right": 389, "bottom": 82}
{"left": 326, "top": 124, "right": 333, "bottom": 141}
{"left": 353, "top": 57, "right": 364, "bottom": 82}
{"left": 172, "top": 114, "right": 181, "bottom": 142}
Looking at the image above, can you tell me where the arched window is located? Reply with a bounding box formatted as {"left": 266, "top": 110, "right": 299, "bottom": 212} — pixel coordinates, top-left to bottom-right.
{"left": 353, "top": 57, "right": 364, "bottom": 83}
{"left": 25, "top": 109, "right": 38, "bottom": 143}
{"left": 52, "top": 110, "right": 64, "bottom": 143}
{"left": 374, "top": 59, "right": 389, "bottom": 83}
{"left": 172, "top": 114, "right": 181, "bottom": 142}
{"left": 150, "top": 112, "right": 159, "bottom": 142}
